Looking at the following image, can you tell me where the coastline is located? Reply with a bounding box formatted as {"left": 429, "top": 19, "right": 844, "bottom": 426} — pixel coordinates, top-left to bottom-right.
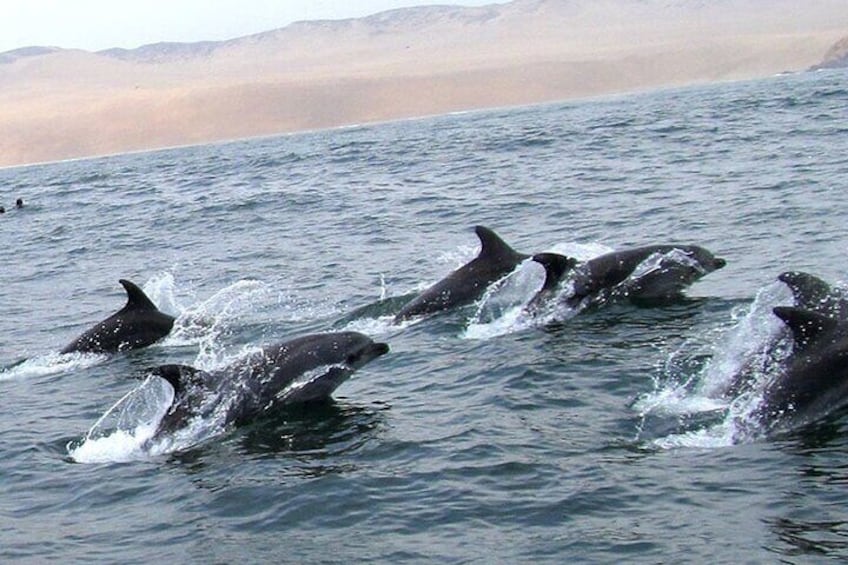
{"left": 0, "top": 73, "right": 806, "bottom": 172}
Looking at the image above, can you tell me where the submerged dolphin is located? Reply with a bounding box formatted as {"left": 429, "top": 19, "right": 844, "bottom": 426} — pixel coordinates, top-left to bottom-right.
{"left": 530, "top": 244, "right": 726, "bottom": 310}
{"left": 394, "top": 226, "right": 529, "bottom": 322}
{"left": 147, "top": 331, "right": 389, "bottom": 440}
{"left": 754, "top": 306, "right": 848, "bottom": 433}
{"left": 61, "top": 279, "right": 175, "bottom": 354}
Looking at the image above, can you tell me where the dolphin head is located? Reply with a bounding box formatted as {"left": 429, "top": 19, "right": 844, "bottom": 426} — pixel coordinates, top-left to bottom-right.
{"left": 343, "top": 338, "right": 391, "bottom": 370}
{"left": 263, "top": 331, "right": 390, "bottom": 405}
{"left": 685, "top": 246, "right": 726, "bottom": 273}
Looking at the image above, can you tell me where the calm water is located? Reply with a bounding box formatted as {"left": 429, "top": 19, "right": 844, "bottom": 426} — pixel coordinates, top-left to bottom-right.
{"left": 1, "top": 69, "right": 847, "bottom": 562}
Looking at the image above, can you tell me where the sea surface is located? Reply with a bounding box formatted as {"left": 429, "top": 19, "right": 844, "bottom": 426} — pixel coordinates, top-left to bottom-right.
{"left": 1, "top": 69, "right": 847, "bottom": 563}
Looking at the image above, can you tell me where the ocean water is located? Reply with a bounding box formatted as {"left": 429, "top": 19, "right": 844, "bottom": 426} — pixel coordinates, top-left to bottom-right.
{"left": 1, "top": 68, "right": 847, "bottom": 562}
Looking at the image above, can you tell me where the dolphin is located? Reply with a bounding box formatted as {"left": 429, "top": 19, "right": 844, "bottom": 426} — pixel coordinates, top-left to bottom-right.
{"left": 394, "top": 226, "right": 529, "bottom": 322}
{"left": 753, "top": 306, "right": 848, "bottom": 433}
{"left": 61, "top": 279, "right": 175, "bottom": 354}
{"left": 145, "top": 331, "right": 388, "bottom": 440}
{"left": 530, "top": 244, "right": 726, "bottom": 310}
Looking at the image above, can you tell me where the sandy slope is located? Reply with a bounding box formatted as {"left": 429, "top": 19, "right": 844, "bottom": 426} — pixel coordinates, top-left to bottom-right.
{"left": 1, "top": 0, "right": 846, "bottom": 167}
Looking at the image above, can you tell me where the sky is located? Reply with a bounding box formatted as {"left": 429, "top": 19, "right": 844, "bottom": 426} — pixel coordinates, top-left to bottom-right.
{"left": 0, "top": 0, "right": 498, "bottom": 53}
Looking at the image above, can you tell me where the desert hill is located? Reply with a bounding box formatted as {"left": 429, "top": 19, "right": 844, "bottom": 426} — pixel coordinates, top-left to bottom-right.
{"left": 1, "top": 0, "right": 847, "bottom": 167}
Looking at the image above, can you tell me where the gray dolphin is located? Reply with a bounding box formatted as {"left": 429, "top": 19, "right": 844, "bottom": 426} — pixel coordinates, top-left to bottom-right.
{"left": 147, "top": 331, "right": 389, "bottom": 439}
{"left": 531, "top": 244, "right": 726, "bottom": 310}
{"left": 394, "top": 226, "right": 529, "bottom": 322}
{"left": 61, "top": 279, "right": 175, "bottom": 354}
{"left": 754, "top": 306, "right": 848, "bottom": 433}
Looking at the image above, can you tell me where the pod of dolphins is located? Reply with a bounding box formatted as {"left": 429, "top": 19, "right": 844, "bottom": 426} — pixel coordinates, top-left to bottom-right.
{"left": 59, "top": 225, "right": 848, "bottom": 447}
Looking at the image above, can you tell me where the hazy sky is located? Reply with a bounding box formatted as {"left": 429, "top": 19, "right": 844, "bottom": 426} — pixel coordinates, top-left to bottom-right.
{"left": 0, "top": 0, "right": 498, "bottom": 53}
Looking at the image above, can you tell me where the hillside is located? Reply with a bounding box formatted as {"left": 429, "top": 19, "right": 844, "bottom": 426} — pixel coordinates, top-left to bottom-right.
{"left": 1, "top": 0, "right": 846, "bottom": 167}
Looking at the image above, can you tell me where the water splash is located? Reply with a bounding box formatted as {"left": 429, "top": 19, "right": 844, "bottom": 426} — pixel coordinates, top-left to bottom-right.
{"left": 166, "top": 279, "right": 270, "bottom": 346}
{"left": 142, "top": 271, "right": 184, "bottom": 316}
{"left": 464, "top": 259, "right": 543, "bottom": 340}
{"left": 0, "top": 351, "right": 108, "bottom": 381}
{"left": 635, "top": 281, "right": 794, "bottom": 449}
{"left": 343, "top": 314, "right": 402, "bottom": 338}
{"left": 465, "top": 241, "right": 612, "bottom": 339}
{"left": 67, "top": 376, "right": 174, "bottom": 463}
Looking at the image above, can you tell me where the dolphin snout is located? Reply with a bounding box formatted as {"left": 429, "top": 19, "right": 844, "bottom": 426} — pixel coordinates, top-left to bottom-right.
{"left": 346, "top": 341, "right": 390, "bottom": 366}
{"left": 713, "top": 257, "right": 727, "bottom": 270}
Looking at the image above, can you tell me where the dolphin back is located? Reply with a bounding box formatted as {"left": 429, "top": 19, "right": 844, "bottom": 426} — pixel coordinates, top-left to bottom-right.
{"left": 394, "top": 226, "right": 527, "bottom": 321}
{"left": 571, "top": 244, "right": 725, "bottom": 305}
{"left": 773, "top": 306, "right": 839, "bottom": 351}
{"left": 475, "top": 225, "right": 528, "bottom": 266}
{"left": 759, "top": 307, "right": 848, "bottom": 432}
{"left": 61, "top": 279, "right": 175, "bottom": 354}
{"left": 118, "top": 279, "right": 161, "bottom": 312}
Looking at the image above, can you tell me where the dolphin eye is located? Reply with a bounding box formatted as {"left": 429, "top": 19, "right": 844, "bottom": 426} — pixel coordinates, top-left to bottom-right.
{"left": 345, "top": 352, "right": 360, "bottom": 365}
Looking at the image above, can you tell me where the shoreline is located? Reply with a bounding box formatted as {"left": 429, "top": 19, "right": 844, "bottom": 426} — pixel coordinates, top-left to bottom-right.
{"left": 0, "top": 69, "right": 834, "bottom": 171}
{"left": 0, "top": 71, "right": 801, "bottom": 172}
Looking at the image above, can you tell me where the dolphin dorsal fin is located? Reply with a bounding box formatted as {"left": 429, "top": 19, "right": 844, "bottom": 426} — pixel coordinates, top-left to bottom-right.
{"left": 773, "top": 306, "right": 838, "bottom": 349}
{"left": 119, "top": 279, "right": 159, "bottom": 312}
{"left": 533, "top": 253, "right": 577, "bottom": 292}
{"left": 148, "top": 364, "right": 205, "bottom": 396}
{"left": 475, "top": 226, "right": 526, "bottom": 262}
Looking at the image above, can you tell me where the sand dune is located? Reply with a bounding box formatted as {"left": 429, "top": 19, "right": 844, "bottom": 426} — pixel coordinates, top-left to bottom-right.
{"left": 1, "top": 0, "right": 846, "bottom": 167}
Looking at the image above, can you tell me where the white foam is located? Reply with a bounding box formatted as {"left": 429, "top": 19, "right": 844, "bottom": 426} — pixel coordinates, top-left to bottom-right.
{"left": 0, "top": 351, "right": 107, "bottom": 381}
{"left": 651, "top": 422, "right": 737, "bottom": 450}
{"left": 634, "top": 382, "right": 728, "bottom": 416}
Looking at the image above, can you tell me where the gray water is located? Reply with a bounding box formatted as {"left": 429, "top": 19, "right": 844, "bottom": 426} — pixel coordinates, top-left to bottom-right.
{"left": 1, "top": 69, "right": 847, "bottom": 562}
